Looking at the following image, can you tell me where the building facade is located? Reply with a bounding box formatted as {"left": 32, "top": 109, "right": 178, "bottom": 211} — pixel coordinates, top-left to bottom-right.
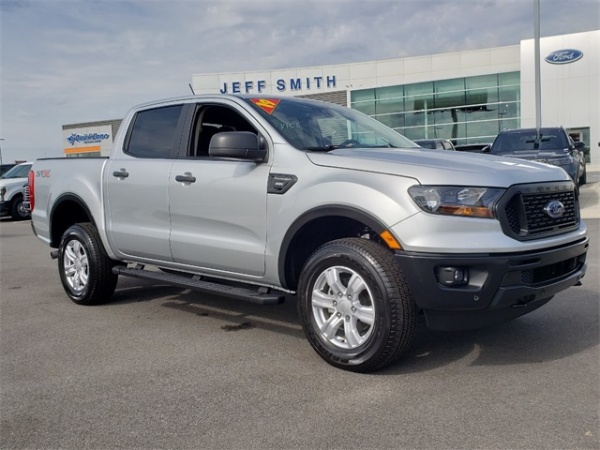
{"left": 192, "top": 30, "right": 598, "bottom": 162}
{"left": 62, "top": 119, "right": 121, "bottom": 158}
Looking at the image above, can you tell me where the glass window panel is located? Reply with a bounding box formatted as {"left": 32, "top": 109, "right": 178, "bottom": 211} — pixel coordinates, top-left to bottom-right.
{"left": 466, "top": 120, "right": 501, "bottom": 139}
{"left": 402, "top": 126, "right": 428, "bottom": 141}
{"left": 376, "top": 85, "right": 404, "bottom": 100}
{"left": 464, "top": 105, "right": 499, "bottom": 122}
{"left": 466, "top": 74, "right": 498, "bottom": 89}
{"left": 405, "top": 95, "right": 433, "bottom": 113}
{"left": 498, "top": 71, "right": 520, "bottom": 86}
{"left": 499, "top": 84, "right": 520, "bottom": 102}
{"left": 433, "top": 109, "right": 451, "bottom": 125}
{"left": 435, "top": 79, "right": 465, "bottom": 110}
{"left": 376, "top": 97, "right": 404, "bottom": 114}
{"left": 351, "top": 88, "right": 375, "bottom": 103}
{"left": 432, "top": 122, "right": 466, "bottom": 141}
{"left": 375, "top": 112, "right": 405, "bottom": 129}
{"left": 465, "top": 87, "right": 498, "bottom": 107}
{"left": 404, "top": 111, "right": 430, "bottom": 127}
{"left": 351, "top": 89, "right": 376, "bottom": 115}
{"left": 405, "top": 81, "right": 433, "bottom": 97}
{"left": 499, "top": 118, "right": 519, "bottom": 132}
{"left": 404, "top": 81, "right": 433, "bottom": 112}
{"left": 497, "top": 102, "right": 519, "bottom": 120}
{"left": 435, "top": 91, "right": 466, "bottom": 109}
{"left": 376, "top": 93, "right": 404, "bottom": 115}
{"left": 433, "top": 108, "right": 466, "bottom": 126}
{"left": 435, "top": 78, "right": 465, "bottom": 93}
{"left": 352, "top": 102, "right": 375, "bottom": 115}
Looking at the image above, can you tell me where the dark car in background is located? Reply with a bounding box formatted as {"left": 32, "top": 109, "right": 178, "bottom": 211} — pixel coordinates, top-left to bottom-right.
{"left": 489, "top": 127, "right": 587, "bottom": 186}
{"left": 414, "top": 139, "right": 456, "bottom": 151}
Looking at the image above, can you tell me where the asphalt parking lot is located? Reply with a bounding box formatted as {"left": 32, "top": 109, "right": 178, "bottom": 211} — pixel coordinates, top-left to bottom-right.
{"left": 1, "top": 174, "right": 598, "bottom": 450}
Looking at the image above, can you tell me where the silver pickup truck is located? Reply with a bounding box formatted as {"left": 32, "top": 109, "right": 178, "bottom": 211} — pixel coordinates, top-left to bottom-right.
{"left": 28, "top": 95, "right": 588, "bottom": 372}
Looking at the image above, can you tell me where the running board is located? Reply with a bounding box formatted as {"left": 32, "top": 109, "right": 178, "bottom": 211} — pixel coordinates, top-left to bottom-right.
{"left": 112, "top": 265, "right": 285, "bottom": 305}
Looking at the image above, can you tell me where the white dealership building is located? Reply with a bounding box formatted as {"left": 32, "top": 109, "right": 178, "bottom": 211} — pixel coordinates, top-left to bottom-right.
{"left": 192, "top": 30, "right": 599, "bottom": 163}
{"left": 66, "top": 30, "right": 599, "bottom": 163}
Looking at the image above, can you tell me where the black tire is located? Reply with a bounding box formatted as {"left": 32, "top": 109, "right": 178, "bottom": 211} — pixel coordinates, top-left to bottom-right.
{"left": 579, "top": 165, "right": 587, "bottom": 186}
{"left": 58, "top": 223, "right": 118, "bottom": 305}
{"left": 10, "top": 195, "right": 29, "bottom": 221}
{"left": 297, "top": 238, "right": 417, "bottom": 373}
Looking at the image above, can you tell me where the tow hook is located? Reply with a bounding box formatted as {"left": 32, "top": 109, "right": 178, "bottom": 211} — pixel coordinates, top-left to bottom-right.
{"left": 511, "top": 294, "right": 537, "bottom": 308}
{"left": 50, "top": 250, "right": 59, "bottom": 260}
{"left": 511, "top": 303, "right": 528, "bottom": 309}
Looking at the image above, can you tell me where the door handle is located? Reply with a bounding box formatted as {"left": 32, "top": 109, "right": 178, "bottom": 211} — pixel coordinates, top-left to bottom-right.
{"left": 112, "top": 169, "right": 129, "bottom": 178}
{"left": 175, "top": 174, "right": 196, "bottom": 183}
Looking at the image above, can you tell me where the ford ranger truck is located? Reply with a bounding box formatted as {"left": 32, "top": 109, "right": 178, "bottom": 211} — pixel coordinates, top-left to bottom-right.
{"left": 28, "top": 95, "right": 588, "bottom": 372}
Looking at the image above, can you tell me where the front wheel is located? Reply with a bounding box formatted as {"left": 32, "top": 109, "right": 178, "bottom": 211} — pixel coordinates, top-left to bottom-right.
{"left": 58, "top": 223, "right": 118, "bottom": 305}
{"left": 298, "top": 238, "right": 417, "bottom": 372}
{"left": 10, "top": 196, "right": 29, "bottom": 220}
{"left": 579, "top": 165, "right": 587, "bottom": 186}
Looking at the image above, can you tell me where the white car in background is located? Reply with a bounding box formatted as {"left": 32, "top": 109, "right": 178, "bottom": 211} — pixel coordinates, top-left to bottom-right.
{"left": 0, "top": 161, "right": 33, "bottom": 220}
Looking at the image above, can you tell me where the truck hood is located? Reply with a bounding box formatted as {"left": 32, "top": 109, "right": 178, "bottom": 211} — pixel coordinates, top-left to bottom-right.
{"left": 306, "top": 147, "right": 570, "bottom": 186}
{"left": 0, "top": 177, "right": 27, "bottom": 189}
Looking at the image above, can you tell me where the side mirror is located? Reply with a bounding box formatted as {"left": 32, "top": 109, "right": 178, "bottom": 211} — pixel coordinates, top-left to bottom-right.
{"left": 481, "top": 145, "right": 490, "bottom": 154}
{"left": 573, "top": 141, "right": 585, "bottom": 150}
{"left": 209, "top": 132, "right": 266, "bottom": 162}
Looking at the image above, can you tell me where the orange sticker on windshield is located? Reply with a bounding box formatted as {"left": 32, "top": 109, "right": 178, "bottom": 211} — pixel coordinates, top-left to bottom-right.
{"left": 250, "top": 98, "right": 280, "bottom": 114}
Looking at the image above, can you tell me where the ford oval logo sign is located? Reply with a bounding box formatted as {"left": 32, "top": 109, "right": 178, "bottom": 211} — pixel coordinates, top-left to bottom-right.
{"left": 544, "top": 200, "right": 566, "bottom": 219}
{"left": 545, "top": 49, "right": 583, "bottom": 65}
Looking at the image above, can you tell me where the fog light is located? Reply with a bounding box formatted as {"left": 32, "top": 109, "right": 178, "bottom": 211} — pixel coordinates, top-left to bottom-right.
{"left": 436, "top": 266, "right": 468, "bottom": 286}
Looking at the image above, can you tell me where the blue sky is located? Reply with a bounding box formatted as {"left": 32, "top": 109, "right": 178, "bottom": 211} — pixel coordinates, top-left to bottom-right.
{"left": 1, "top": 0, "right": 598, "bottom": 163}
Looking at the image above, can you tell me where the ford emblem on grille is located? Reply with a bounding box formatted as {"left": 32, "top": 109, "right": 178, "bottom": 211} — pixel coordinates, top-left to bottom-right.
{"left": 544, "top": 200, "right": 565, "bottom": 219}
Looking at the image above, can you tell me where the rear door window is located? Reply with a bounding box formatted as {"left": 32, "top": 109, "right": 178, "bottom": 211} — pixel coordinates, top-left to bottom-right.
{"left": 125, "top": 105, "right": 183, "bottom": 158}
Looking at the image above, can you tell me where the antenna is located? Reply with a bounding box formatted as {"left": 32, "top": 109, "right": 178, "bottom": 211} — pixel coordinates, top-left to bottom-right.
{"left": 188, "top": 83, "right": 196, "bottom": 95}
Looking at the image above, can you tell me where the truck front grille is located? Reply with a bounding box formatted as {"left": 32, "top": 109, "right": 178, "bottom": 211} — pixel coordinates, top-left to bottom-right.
{"left": 520, "top": 256, "right": 579, "bottom": 285}
{"left": 23, "top": 185, "right": 31, "bottom": 212}
{"left": 497, "top": 181, "right": 580, "bottom": 241}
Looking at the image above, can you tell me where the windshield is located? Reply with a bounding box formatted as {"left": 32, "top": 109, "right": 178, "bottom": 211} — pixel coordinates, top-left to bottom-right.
{"left": 0, "top": 164, "right": 32, "bottom": 179}
{"left": 492, "top": 131, "right": 569, "bottom": 155}
{"left": 243, "top": 97, "right": 417, "bottom": 151}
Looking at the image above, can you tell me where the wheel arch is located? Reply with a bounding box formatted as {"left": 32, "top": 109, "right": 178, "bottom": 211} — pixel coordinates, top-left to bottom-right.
{"left": 278, "top": 205, "right": 391, "bottom": 291}
{"left": 9, "top": 192, "right": 23, "bottom": 209}
{"left": 49, "top": 194, "right": 97, "bottom": 247}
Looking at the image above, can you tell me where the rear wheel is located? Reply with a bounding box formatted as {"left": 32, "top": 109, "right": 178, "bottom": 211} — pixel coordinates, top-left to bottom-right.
{"left": 58, "top": 223, "right": 118, "bottom": 305}
{"left": 298, "top": 238, "right": 417, "bottom": 373}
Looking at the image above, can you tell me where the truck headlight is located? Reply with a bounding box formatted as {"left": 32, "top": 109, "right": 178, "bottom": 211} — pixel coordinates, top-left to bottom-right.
{"left": 545, "top": 155, "right": 573, "bottom": 166}
{"left": 408, "top": 186, "right": 505, "bottom": 219}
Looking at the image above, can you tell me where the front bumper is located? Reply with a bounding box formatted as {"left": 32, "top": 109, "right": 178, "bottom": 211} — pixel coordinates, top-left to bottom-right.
{"left": 394, "top": 237, "right": 588, "bottom": 331}
{"left": 0, "top": 200, "right": 9, "bottom": 216}
{"left": 564, "top": 165, "right": 578, "bottom": 183}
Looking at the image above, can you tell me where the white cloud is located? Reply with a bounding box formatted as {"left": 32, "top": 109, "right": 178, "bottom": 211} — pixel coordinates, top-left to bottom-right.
{"left": 0, "top": 0, "right": 598, "bottom": 162}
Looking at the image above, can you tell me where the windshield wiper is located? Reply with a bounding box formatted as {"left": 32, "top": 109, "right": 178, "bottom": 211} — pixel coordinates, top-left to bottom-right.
{"left": 302, "top": 145, "right": 337, "bottom": 152}
{"left": 303, "top": 143, "right": 399, "bottom": 151}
